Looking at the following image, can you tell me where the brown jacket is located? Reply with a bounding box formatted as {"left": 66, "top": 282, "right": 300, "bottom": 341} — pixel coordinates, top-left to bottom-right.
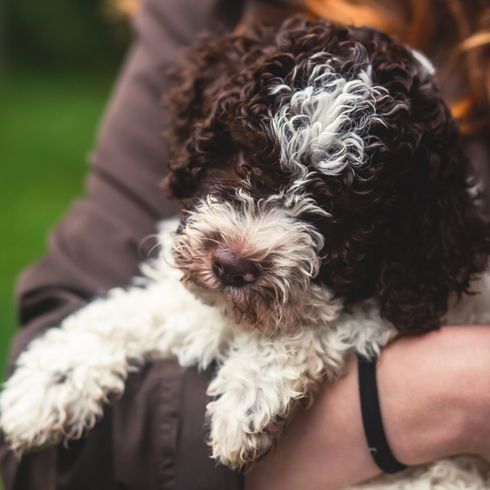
{"left": 1, "top": 0, "right": 489, "bottom": 489}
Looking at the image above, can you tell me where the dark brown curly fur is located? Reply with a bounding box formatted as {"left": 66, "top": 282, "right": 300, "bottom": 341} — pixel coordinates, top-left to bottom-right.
{"left": 162, "top": 16, "right": 490, "bottom": 334}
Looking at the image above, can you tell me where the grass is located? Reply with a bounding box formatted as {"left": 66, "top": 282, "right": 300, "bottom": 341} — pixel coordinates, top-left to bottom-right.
{"left": 0, "top": 70, "right": 115, "bottom": 375}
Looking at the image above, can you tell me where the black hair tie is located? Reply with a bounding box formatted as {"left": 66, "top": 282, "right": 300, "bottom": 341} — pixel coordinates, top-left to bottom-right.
{"left": 357, "top": 354, "right": 408, "bottom": 474}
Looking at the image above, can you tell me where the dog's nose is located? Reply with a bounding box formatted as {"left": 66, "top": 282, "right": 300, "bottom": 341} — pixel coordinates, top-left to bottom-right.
{"left": 212, "top": 248, "right": 259, "bottom": 287}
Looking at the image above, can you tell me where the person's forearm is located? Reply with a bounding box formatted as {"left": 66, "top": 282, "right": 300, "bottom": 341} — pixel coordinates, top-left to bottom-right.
{"left": 246, "top": 326, "right": 490, "bottom": 490}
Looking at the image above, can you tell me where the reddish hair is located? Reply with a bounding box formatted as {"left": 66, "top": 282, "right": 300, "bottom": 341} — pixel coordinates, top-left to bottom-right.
{"left": 107, "top": 0, "right": 140, "bottom": 17}
{"left": 304, "top": 0, "right": 490, "bottom": 135}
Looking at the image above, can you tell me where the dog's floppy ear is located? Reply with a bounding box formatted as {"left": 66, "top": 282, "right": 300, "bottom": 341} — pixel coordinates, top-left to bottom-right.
{"left": 161, "top": 34, "right": 235, "bottom": 199}
{"left": 161, "top": 27, "right": 274, "bottom": 200}
{"left": 376, "top": 83, "right": 490, "bottom": 333}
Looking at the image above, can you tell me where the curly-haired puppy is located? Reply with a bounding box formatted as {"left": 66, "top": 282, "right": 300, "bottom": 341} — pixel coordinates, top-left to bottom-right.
{"left": 2, "top": 16, "right": 490, "bottom": 489}
{"left": 165, "top": 17, "right": 489, "bottom": 335}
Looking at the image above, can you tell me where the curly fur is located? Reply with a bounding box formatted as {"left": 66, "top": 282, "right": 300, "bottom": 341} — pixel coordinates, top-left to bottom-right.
{"left": 172, "top": 191, "right": 340, "bottom": 333}
{"left": 163, "top": 16, "right": 490, "bottom": 334}
{"left": 2, "top": 16, "right": 490, "bottom": 490}
{"left": 2, "top": 227, "right": 490, "bottom": 489}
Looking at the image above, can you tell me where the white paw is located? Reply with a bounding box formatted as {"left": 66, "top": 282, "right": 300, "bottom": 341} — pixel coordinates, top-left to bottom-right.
{"left": 1, "top": 367, "right": 96, "bottom": 453}
{"left": 0, "top": 362, "right": 126, "bottom": 454}
{"left": 0, "top": 329, "right": 129, "bottom": 454}
{"left": 206, "top": 394, "right": 287, "bottom": 469}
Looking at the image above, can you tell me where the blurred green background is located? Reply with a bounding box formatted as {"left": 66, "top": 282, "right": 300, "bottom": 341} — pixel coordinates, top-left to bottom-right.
{"left": 0, "top": 0, "right": 131, "bottom": 375}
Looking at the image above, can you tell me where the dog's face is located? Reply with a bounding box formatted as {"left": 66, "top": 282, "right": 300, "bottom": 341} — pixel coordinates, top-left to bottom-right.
{"left": 164, "top": 17, "right": 490, "bottom": 334}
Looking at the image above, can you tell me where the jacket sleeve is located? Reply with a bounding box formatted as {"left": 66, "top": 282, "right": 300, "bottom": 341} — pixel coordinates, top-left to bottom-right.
{"left": 0, "top": 0, "right": 244, "bottom": 488}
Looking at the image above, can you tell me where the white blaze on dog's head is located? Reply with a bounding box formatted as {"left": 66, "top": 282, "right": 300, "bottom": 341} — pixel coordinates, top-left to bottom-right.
{"left": 172, "top": 191, "right": 342, "bottom": 333}
{"left": 271, "top": 59, "right": 387, "bottom": 179}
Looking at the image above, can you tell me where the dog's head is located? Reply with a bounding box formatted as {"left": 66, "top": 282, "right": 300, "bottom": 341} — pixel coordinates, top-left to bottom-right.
{"left": 163, "top": 17, "right": 490, "bottom": 334}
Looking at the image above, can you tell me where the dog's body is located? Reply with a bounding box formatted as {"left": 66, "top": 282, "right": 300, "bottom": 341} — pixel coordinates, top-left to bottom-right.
{"left": 1, "top": 225, "right": 490, "bottom": 488}
{"left": 2, "top": 16, "right": 490, "bottom": 489}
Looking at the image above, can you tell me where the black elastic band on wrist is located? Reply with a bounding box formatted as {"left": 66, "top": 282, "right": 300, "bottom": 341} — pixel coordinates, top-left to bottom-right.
{"left": 357, "top": 354, "right": 407, "bottom": 474}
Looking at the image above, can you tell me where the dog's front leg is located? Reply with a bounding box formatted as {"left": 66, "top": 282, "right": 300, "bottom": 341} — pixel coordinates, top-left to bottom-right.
{"left": 0, "top": 275, "right": 227, "bottom": 454}
{"left": 206, "top": 328, "right": 325, "bottom": 470}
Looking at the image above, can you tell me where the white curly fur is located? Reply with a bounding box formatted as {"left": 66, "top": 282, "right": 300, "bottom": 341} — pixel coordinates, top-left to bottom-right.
{"left": 271, "top": 58, "right": 387, "bottom": 178}
{"left": 1, "top": 224, "right": 490, "bottom": 488}
{"left": 172, "top": 190, "right": 339, "bottom": 333}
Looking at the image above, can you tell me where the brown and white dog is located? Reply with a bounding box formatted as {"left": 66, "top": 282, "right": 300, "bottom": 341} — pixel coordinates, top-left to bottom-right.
{"left": 166, "top": 17, "right": 489, "bottom": 336}
{"left": 2, "top": 17, "right": 490, "bottom": 488}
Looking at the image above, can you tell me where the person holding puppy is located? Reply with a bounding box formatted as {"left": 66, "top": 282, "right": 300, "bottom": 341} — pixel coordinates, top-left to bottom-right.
{"left": 1, "top": 1, "right": 490, "bottom": 489}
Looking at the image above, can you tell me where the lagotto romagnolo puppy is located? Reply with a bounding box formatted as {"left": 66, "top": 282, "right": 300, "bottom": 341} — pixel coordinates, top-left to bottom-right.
{"left": 2, "top": 17, "right": 490, "bottom": 488}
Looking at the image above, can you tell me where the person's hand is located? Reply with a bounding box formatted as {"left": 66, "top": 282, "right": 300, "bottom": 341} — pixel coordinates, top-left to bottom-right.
{"left": 245, "top": 325, "right": 490, "bottom": 490}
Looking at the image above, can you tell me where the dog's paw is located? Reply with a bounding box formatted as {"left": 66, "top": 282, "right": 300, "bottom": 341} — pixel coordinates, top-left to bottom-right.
{"left": 0, "top": 363, "right": 111, "bottom": 454}
{"left": 0, "top": 328, "right": 129, "bottom": 454}
{"left": 208, "top": 417, "right": 276, "bottom": 469}
{"left": 207, "top": 397, "right": 286, "bottom": 470}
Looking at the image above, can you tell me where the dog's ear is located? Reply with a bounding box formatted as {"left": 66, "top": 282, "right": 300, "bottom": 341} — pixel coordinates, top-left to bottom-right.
{"left": 161, "top": 27, "right": 275, "bottom": 200}
{"left": 161, "top": 34, "right": 235, "bottom": 199}
{"left": 376, "top": 82, "right": 490, "bottom": 333}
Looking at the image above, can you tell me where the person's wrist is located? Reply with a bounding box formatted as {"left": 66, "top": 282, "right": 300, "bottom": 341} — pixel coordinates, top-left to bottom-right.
{"left": 376, "top": 329, "right": 470, "bottom": 466}
{"left": 437, "top": 325, "right": 490, "bottom": 460}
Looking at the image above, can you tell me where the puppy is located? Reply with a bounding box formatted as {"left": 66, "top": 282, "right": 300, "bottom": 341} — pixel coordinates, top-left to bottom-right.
{"left": 2, "top": 17, "right": 490, "bottom": 488}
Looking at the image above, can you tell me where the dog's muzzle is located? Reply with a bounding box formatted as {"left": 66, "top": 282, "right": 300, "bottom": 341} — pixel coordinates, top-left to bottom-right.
{"left": 171, "top": 194, "right": 336, "bottom": 332}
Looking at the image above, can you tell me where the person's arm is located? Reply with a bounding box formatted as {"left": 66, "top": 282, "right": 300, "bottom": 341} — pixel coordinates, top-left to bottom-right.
{"left": 246, "top": 325, "right": 490, "bottom": 490}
